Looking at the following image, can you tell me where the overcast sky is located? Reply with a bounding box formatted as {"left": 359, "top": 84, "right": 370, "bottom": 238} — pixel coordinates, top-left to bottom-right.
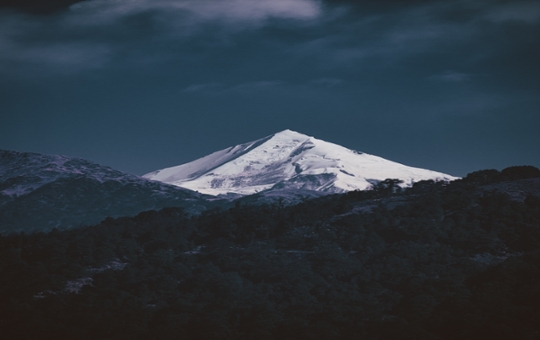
{"left": 1, "top": 0, "right": 539, "bottom": 177}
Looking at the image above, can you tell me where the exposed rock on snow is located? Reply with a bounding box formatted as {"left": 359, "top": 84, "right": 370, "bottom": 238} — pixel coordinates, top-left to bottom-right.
{"left": 144, "top": 129, "right": 457, "bottom": 196}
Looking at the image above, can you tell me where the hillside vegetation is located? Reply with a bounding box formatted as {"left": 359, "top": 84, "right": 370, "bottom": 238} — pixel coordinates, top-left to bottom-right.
{"left": 1, "top": 166, "right": 540, "bottom": 339}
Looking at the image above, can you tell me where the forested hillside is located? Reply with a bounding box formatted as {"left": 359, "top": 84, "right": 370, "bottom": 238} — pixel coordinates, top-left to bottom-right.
{"left": 1, "top": 166, "right": 540, "bottom": 339}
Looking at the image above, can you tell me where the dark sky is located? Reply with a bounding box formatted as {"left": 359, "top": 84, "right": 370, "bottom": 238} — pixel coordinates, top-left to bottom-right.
{"left": 1, "top": 0, "right": 539, "bottom": 177}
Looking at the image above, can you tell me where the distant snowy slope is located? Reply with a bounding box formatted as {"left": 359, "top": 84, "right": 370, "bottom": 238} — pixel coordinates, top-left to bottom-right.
{"left": 1, "top": 151, "right": 151, "bottom": 198}
{"left": 0, "top": 150, "right": 214, "bottom": 233}
{"left": 144, "top": 129, "right": 457, "bottom": 196}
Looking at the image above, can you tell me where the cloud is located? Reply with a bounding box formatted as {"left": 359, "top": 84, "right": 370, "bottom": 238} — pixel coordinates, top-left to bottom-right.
{"left": 431, "top": 92, "right": 539, "bottom": 118}
{"left": 310, "top": 78, "right": 342, "bottom": 87}
{"left": 69, "top": 0, "right": 322, "bottom": 25}
{"left": 0, "top": 0, "right": 324, "bottom": 74}
{"left": 291, "top": 3, "right": 482, "bottom": 67}
{"left": 287, "top": 0, "right": 535, "bottom": 71}
{"left": 182, "top": 82, "right": 224, "bottom": 92}
{"left": 0, "top": 15, "right": 111, "bottom": 74}
{"left": 229, "top": 80, "right": 283, "bottom": 91}
{"left": 1, "top": 0, "right": 539, "bottom": 78}
{"left": 427, "top": 71, "right": 471, "bottom": 83}
{"left": 181, "top": 81, "right": 283, "bottom": 94}
{"left": 2, "top": 41, "right": 110, "bottom": 67}
{"left": 0, "top": 0, "right": 84, "bottom": 14}
{"left": 484, "top": 1, "right": 540, "bottom": 24}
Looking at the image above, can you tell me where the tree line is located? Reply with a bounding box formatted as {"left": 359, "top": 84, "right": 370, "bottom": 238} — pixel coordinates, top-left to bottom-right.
{"left": 1, "top": 166, "right": 540, "bottom": 339}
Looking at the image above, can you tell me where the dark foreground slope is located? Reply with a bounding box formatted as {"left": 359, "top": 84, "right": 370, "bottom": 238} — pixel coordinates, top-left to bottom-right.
{"left": 0, "top": 150, "right": 217, "bottom": 233}
{"left": 1, "top": 166, "right": 540, "bottom": 339}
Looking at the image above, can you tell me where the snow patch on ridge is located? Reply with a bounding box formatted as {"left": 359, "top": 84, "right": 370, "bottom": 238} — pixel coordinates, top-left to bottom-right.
{"left": 144, "top": 129, "right": 458, "bottom": 195}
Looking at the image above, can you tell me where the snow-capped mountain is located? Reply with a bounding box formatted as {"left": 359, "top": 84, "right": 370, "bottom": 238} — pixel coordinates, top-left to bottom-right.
{"left": 144, "top": 129, "right": 457, "bottom": 196}
{"left": 0, "top": 150, "right": 215, "bottom": 233}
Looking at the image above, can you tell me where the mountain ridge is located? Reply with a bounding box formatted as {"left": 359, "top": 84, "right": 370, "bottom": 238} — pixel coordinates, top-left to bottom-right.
{"left": 0, "top": 149, "right": 216, "bottom": 233}
{"left": 144, "top": 129, "right": 458, "bottom": 196}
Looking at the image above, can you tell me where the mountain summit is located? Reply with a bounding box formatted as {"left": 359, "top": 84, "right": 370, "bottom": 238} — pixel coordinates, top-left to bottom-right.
{"left": 144, "top": 130, "right": 457, "bottom": 196}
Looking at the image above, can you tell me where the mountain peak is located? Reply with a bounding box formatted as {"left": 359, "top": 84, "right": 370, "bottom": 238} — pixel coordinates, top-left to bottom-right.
{"left": 273, "top": 129, "right": 309, "bottom": 138}
{"left": 144, "top": 131, "right": 458, "bottom": 195}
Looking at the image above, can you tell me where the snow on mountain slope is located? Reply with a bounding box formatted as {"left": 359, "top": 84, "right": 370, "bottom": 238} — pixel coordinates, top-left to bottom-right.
{"left": 0, "top": 150, "right": 149, "bottom": 198}
{"left": 0, "top": 150, "right": 215, "bottom": 233}
{"left": 144, "top": 130, "right": 458, "bottom": 196}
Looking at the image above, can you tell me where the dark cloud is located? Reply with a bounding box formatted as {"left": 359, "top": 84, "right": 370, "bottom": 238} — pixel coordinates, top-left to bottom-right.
{"left": 427, "top": 71, "right": 472, "bottom": 82}
{"left": 0, "top": 0, "right": 539, "bottom": 176}
{"left": 484, "top": 1, "right": 540, "bottom": 24}
{"left": 0, "top": 0, "right": 84, "bottom": 14}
